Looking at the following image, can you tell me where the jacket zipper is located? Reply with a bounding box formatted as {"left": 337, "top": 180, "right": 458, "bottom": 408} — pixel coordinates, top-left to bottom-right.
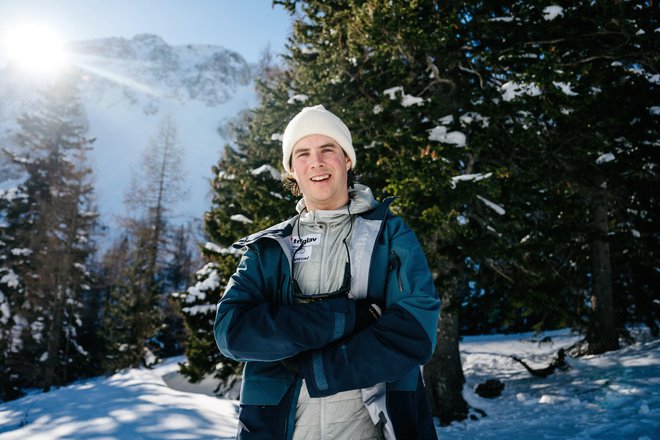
{"left": 283, "top": 379, "right": 301, "bottom": 440}
{"left": 390, "top": 251, "right": 404, "bottom": 293}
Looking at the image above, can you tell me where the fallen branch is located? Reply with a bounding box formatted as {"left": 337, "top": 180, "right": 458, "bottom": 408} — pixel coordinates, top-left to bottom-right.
{"left": 511, "top": 348, "right": 568, "bottom": 378}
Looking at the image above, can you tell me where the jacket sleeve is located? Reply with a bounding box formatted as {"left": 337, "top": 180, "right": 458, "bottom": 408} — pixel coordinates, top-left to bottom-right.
{"left": 298, "top": 217, "right": 441, "bottom": 397}
{"left": 214, "top": 243, "right": 358, "bottom": 362}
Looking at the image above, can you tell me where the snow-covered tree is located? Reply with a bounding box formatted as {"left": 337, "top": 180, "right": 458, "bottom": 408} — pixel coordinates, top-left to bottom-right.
{"left": 0, "top": 78, "right": 98, "bottom": 396}
{"left": 462, "top": 0, "right": 659, "bottom": 353}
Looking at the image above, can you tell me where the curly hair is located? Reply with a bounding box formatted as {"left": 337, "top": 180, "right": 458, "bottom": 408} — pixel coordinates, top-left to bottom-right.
{"left": 282, "top": 169, "right": 359, "bottom": 197}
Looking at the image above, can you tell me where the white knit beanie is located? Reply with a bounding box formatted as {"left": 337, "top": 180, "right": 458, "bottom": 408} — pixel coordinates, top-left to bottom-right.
{"left": 281, "top": 105, "right": 356, "bottom": 172}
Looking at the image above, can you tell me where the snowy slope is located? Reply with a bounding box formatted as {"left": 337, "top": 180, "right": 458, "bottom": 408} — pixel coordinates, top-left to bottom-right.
{"left": 0, "top": 34, "right": 257, "bottom": 237}
{"left": 0, "top": 357, "right": 239, "bottom": 440}
{"left": 1, "top": 330, "right": 657, "bottom": 439}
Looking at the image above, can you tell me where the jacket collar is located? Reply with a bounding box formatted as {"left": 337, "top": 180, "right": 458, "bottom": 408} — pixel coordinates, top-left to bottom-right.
{"left": 232, "top": 217, "right": 296, "bottom": 249}
{"left": 232, "top": 196, "right": 395, "bottom": 249}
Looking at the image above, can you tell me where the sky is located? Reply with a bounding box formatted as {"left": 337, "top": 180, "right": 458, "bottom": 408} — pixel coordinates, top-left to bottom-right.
{"left": 0, "top": 329, "right": 658, "bottom": 439}
{"left": 0, "top": 0, "right": 293, "bottom": 63}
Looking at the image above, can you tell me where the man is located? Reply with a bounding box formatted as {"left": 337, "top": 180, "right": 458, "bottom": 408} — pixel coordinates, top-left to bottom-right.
{"left": 214, "top": 105, "right": 441, "bottom": 439}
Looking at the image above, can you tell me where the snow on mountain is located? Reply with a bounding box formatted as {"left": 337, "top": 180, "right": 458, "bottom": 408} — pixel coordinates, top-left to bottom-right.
{"left": 0, "top": 329, "right": 657, "bottom": 439}
{"left": 0, "top": 34, "right": 258, "bottom": 239}
{"left": 69, "top": 34, "right": 251, "bottom": 108}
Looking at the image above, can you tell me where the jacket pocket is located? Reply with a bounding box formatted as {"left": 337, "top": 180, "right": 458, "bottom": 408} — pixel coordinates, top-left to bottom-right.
{"left": 241, "top": 362, "right": 295, "bottom": 405}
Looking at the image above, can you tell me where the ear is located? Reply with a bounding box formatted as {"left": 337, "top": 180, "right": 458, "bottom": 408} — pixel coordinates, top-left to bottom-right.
{"left": 288, "top": 169, "right": 300, "bottom": 182}
{"left": 345, "top": 157, "right": 351, "bottom": 171}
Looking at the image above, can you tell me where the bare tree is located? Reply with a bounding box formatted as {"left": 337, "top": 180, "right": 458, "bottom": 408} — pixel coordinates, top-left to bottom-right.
{"left": 124, "top": 113, "right": 187, "bottom": 284}
{"left": 101, "top": 114, "right": 188, "bottom": 369}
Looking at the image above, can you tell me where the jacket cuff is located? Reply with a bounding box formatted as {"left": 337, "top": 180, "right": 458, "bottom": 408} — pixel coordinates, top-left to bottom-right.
{"left": 299, "top": 350, "right": 331, "bottom": 397}
{"left": 326, "top": 297, "right": 357, "bottom": 341}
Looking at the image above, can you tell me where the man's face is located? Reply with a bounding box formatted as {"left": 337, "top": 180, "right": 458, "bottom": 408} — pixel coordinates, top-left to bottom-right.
{"left": 290, "top": 134, "right": 351, "bottom": 211}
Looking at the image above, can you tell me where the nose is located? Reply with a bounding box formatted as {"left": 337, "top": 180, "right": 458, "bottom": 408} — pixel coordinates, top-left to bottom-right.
{"left": 309, "top": 150, "right": 325, "bottom": 168}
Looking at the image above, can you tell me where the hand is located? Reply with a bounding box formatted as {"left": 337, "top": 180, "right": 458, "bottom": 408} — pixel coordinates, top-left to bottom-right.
{"left": 354, "top": 301, "right": 382, "bottom": 333}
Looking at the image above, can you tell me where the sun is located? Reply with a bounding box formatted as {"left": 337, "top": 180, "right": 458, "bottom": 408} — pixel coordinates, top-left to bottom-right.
{"left": 2, "top": 23, "right": 69, "bottom": 76}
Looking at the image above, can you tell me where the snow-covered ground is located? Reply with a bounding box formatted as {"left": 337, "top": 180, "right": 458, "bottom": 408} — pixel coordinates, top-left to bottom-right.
{"left": 442, "top": 329, "right": 659, "bottom": 440}
{"left": 0, "top": 329, "right": 657, "bottom": 439}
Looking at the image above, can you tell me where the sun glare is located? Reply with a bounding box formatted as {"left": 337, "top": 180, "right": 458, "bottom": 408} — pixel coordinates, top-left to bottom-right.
{"left": 2, "top": 23, "right": 69, "bottom": 76}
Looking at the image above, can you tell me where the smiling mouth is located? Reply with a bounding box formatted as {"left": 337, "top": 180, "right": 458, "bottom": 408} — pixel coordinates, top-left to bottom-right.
{"left": 310, "top": 174, "right": 330, "bottom": 182}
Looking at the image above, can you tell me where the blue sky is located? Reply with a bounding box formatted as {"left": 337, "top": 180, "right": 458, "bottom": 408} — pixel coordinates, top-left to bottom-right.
{"left": 0, "top": 0, "right": 293, "bottom": 62}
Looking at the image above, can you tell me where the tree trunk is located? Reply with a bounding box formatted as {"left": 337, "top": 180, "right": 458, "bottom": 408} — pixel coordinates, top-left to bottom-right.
{"left": 43, "top": 286, "right": 65, "bottom": 391}
{"left": 587, "top": 184, "right": 618, "bottom": 354}
{"left": 423, "top": 276, "right": 469, "bottom": 426}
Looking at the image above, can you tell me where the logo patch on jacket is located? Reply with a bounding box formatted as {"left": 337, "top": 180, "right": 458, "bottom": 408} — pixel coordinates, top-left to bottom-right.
{"left": 291, "top": 234, "right": 321, "bottom": 262}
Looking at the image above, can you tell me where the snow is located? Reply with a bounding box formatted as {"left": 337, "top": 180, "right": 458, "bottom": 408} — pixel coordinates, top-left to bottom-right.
{"left": 596, "top": 153, "right": 616, "bottom": 164}
{"left": 217, "top": 170, "right": 236, "bottom": 180}
{"left": 442, "top": 329, "right": 660, "bottom": 439}
{"left": 251, "top": 164, "right": 282, "bottom": 180}
{"left": 0, "top": 269, "right": 20, "bottom": 288}
{"left": 451, "top": 172, "right": 493, "bottom": 188}
{"left": 460, "top": 112, "right": 490, "bottom": 128}
{"left": 501, "top": 81, "right": 542, "bottom": 102}
{"left": 553, "top": 81, "right": 579, "bottom": 96}
{"left": 383, "top": 86, "right": 404, "bottom": 99}
{"left": 0, "top": 330, "right": 657, "bottom": 439}
{"left": 0, "top": 358, "right": 239, "bottom": 440}
{"left": 428, "top": 126, "right": 467, "bottom": 147}
{"left": 9, "top": 248, "right": 32, "bottom": 257}
{"left": 401, "top": 94, "right": 424, "bottom": 107}
{"left": 186, "top": 272, "right": 220, "bottom": 303}
{"left": 382, "top": 86, "right": 424, "bottom": 107}
{"left": 0, "top": 292, "right": 9, "bottom": 325}
{"left": 181, "top": 304, "right": 217, "bottom": 316}
{"left": 543, "top": 6, "right": 564, "bottom": 21}
{"left": 476, "top": 195, "right": 506, "bottom": 215}
{"left": 490, "top": 16, "right": 515, "bottom": 23}
{"left": 287, "top": 94, "right": 309, "bottom": 104}
{"left": 0, "top": 188, "right": 25, "bottom": 202}
{"left": 230, "top": 214, "right": 253, "bottom": 224}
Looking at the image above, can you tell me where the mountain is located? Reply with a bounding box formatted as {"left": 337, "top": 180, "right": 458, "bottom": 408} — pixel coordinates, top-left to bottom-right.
{"left": 69, "top": 34, "right": 252, "bottom": 109}
{"left": 0, "top": 33, "right": 258, "bottom": 239}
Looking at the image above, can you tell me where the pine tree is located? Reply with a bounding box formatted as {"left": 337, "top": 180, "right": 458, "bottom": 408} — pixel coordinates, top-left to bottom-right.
{"left": 0, "top": 78, "right": 98, "bottom": 394}
{"left": 0, "top": 186, "right": 33, "bottom": 401}
{"left": 160, "top": 223, "right": 198, "bottom": 357}
{"left": 172, "top": 248, "right": 242, "bottom": 388}
{"left": 100, "top": 228, "right": 162, "bottom": 370}
{"left": 464, "top": 0, "right": 659, "bottom": 354}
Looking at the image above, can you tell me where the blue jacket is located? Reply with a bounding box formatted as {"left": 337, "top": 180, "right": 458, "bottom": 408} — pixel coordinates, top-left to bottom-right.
{"left": 214, "top": 199, "right": 441, "bottom": 439}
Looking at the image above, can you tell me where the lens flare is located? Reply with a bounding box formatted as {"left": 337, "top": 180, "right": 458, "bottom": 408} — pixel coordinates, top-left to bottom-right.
{"left": 2, "top": 23, "right": 69, "bottom": 76}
